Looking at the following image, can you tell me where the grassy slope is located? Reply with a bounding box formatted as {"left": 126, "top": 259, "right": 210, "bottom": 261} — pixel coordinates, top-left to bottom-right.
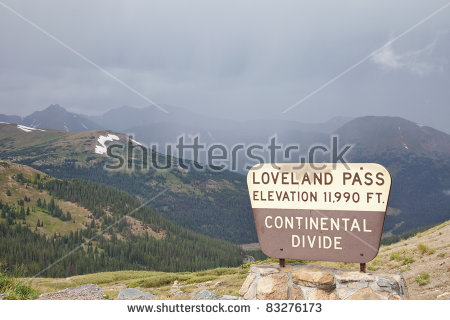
{"left": 25, "top": 220, "right": 449, "bottom": 300}
{"left": 0, "top": 162, "right": 162, "bottom": 238}
{"left": 0, "top": 123, "right": 113, "bottom": 166}
{"left": 28, "top": 267, "right": 250, "bottom": 299}
{"left": 0, "top": 162, "right": 91, "bottom": 236}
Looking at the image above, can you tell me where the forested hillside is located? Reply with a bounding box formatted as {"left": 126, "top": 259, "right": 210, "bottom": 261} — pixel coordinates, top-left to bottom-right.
{"left": 0, "top": 162, "right": 243, "bottom": 277}
{"left": 0, "top": 123, "right": 257, "bottom": 244}
{"left": 40, "top": 161, "right": 255, "bottom": 243}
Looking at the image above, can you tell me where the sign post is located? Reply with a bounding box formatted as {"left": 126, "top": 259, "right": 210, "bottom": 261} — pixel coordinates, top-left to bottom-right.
{"left": 247, "top": 163, "right": 392, "bottom": 267}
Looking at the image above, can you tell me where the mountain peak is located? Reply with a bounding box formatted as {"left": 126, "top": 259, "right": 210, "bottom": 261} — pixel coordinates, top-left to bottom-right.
{"left": 45, "top": 104, "right": 67, "bottom": 113}
{"left": 336, "top": 115, "right": 450, "bottom": 157}
{"left": 19, "top": 104, "right": 100, "bottom": 132}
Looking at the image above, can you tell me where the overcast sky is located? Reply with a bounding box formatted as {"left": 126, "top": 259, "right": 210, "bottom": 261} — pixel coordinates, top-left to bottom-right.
{"left": 0, "top": 0, "right": 449, "bottom": 132}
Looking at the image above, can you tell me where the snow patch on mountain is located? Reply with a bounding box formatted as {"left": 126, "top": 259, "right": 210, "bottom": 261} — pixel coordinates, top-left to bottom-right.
{"left": 17, "top": 125, "right": 46, "bottom": 132}
{"left": 130, "top": 138, "right": 144, "bottom": 146}
{"left": 95, "top": 134, "right": 120, "bottom": 155}
{"left": 398, "top": 126, "right": 409, "bottom": 150}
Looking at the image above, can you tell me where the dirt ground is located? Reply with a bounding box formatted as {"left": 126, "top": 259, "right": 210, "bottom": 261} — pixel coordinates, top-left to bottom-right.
{"left": 375, "top": 222, "right": 449, "bottom": 299}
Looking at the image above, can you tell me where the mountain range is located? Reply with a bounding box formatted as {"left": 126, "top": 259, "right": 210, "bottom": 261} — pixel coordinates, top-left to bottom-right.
{"left": 1, "top": 104, "right": 352, "bottom": 144}
{"left": 1, "top": 104, "right": 449, "bottom": 241}
{"left": 0, "top": 104, "right": 99, "bottom": 132}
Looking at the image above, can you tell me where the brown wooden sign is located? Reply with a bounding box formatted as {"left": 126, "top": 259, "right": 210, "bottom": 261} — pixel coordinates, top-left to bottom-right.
{"left": 247, "top": 163, "right": 392, "bottom": 263}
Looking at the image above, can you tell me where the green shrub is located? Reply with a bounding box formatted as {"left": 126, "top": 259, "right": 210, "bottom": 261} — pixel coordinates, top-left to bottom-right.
{"left": 389, "top": 250, "right": 414, "bottom": 265}
{"left": 0, "top": 272, "right": 39, "bottom": 300}
{"left": 415, "top": 273, "right": 430, "bottom": 286}
{"left": 417, "top": 244, "right": 435, "bottom": 255}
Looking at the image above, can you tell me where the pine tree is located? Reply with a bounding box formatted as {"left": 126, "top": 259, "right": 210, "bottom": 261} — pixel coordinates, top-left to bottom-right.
{"left": 48, "top": 198, "right": 55, "bottom": 214}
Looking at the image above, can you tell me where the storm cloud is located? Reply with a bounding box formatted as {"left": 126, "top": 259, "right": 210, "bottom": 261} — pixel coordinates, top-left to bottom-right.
{"left": 0, "top": 0, "right": 449, "bottom": 132}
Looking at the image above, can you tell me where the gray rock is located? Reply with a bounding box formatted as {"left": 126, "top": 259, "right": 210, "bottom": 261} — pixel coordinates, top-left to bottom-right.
{"left": 335, "top": 271, "right": 374, "bottom": 283}
{"left": 169, "top": 288, "right": 185, "bottom": 297}
{"left": 192, "top": 290, "right": 219, "bottom": 300}
{"left": 376, "top": 277, "right": 400, "bottom": 294}
{"left": 336, "top": 287, "right": 358, "bottom": 300}
{"left": 38, "top": 284, "right": 106, "bottom": 300}
{"left": 250, "top": 264, "right": 280, "bottom": 276}
{"left": 221, "top": 295, "right": 238, "bottom": 300}
{"left": 243, "top": 278, "right": 257, "bottom": 300}
{"left": 117, "top": 288, "right": 156, "bottom": 300}
{"left": 0, "top": 293, "right": 7, "bottom": 300}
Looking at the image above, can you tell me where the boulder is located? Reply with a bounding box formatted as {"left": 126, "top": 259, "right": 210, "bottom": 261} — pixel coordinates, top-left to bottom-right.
{"left": 117, "top": 288, "right": 156, "bottom": 300}
{"left": 292, "top": 267, "right": 335, "bottom": 290}
{"left": 347, "top": 287, "right": 381, "bottom": 300}
{"left": 305, "top": 288, "right": 337, "bottom": 300}
{"left": 239, "top": 274, "right": 256, "bottom": 296}
{"left": 256, "top": 274, "right": 289, "bottom": 300}
{"left": 250, "top": 264, "right": 280, "bottom": 276}
{"left": 191, "top": 290, "right": 219, "bottom": 300}
{"left": 289, "top": 284, "right": 305, "bottom": 300}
